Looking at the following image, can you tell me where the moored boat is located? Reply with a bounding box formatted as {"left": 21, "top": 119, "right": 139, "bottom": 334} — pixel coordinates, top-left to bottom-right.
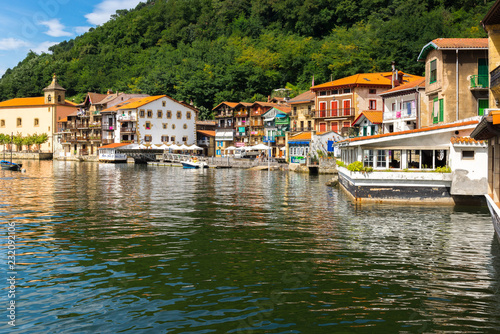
{"left": 1, "top": 160, "right": 22, "bottom": 171}
{"left": 181, "top": 159, "right": 207, "bottom": 169}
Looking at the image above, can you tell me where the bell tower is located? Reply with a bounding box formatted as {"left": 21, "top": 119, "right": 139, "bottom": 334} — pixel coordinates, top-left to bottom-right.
{"left": 43, "top": 74, "right": 66, "bottom": 104}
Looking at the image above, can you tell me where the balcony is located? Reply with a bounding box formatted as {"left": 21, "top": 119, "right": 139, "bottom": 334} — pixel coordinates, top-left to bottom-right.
{"left": 77, "top": 136, "right": 89, "bottom": 142}
{"left": 121, "top": 127, "right": 136, "bottom": 133}
{"left": 470, "top": 75, "right": 488, "bottom": 90}
{"left": 250, "top": 121, "right": 263, "bottom": 127}
{"left": 89, "top": 136, "right": 101, "bottom": 141}
{"left": 102, "top": 124, "right": 115, "bottom": 131}
{"left": 89, "top": 122, "right": 102, "bottom": 128}
{"left": 491, "top": 65, "right": 500, "bottom": 94}
{"left": 77, "top": 110, "right": 90, "bottom": 118}
{"left": 383, "top": 109, "right": 417, "bottom": 121}
{"left": 235, "top": 132, "right": 248, "bottom": 137}
{"left": 235, "top": 121, "right": 248, "bottom": 127}
{"left": 315, "top": 108, "right": 354, "bottom": 118}
{"left": 102, "top": 139, "right": 115, "bottom": 145}
{"left": 235, "top": 111, "right": 248, "bottom": 117}
{"left": 118, "top": 114, "right": 136, "bottom": 122}
{"left": 215, "top": 111, "right": 233, "bottom": 118}
{"left": 77, "top": 122, "right": 90, "bottom": 129}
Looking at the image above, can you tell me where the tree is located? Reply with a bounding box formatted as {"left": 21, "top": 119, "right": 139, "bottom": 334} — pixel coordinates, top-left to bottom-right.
{"left": 33, "top": 133, "right": 49, "bottom": 152}
{"left": 12, "top": 133, "right": 23, "bottom": 152}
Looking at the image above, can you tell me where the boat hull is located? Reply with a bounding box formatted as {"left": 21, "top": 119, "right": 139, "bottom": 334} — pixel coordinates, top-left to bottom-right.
{"left": 181, "top": 161, "right": 207, "bottom": 169}
{"left": 1, "top": 161, "right": 22, "bottom": 171}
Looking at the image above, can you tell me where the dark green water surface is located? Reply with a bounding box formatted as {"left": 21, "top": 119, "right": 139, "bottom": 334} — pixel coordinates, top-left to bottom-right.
{"left": 1, "top": 160, "right": 499, "bottom": 333}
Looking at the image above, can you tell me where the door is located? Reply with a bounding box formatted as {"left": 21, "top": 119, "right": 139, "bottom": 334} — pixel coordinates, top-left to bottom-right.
{"left": 319, "top": 123, "right": 326, "bottom": 132}
{"left": 331, "top": 101, "right": 338, "bottom": 117}
{"left": 319, "top": 102, "right": 326, "bottom": 117}
{"left": 478, "top": 99, "right": 489, "bottom": 116}
{"left": 343, "top": 100, "right": 351, "bottom": 116}
{"left": 478, "top": 58, "right": 488, "bottom": 88}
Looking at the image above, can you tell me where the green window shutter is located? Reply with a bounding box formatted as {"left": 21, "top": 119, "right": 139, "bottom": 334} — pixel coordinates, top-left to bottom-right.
{"left": 478, "top": 99, "right": 489, "bottom": 116}
{"left": 433, "top": 97, "right": 438, "bottom": 124}
{"left": 439, "top": 99, "right": 444, "bottom": 122}
{"left": 430, "top": 60, "right": 437, "bottom": 84}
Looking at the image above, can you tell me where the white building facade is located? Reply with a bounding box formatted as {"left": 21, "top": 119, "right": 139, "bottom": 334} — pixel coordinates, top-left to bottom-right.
{"left": 114, "top": 95, "right": 198, "bottom": 145}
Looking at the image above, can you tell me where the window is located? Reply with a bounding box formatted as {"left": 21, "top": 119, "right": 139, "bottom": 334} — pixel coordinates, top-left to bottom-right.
{"left": 332, "top": 89, "right": 338, "bottom": 95}
{"left": 157, "top": 110, "right": 163, "bottom": 118}
{"left": 167, "top": 110, "right": 172, "bottom": 119}
{"left": 407, "top": 150, "right": 421, "bottom": 169}
{"left": 171, "top": 136, "right": 175, "bottom": 142}
{"left": 182, "top": 136, "right": 187, "bottom": 142}
{"left": 162, "top": 101, "right": 166, "bottom": 107}
{"left": 139, "top": 109, "right": 145, "bottom": 118}
{"left": 172, "top": 124, "right": 176, "bottom": 129}
{"left": 144, "top": 135, "right": 152, "bottom": 142}
{"left": 163, "top": 123, "right": 168, "bottom": 129}
{"left": 0, "top": 120, "right": 4, "bottom": 127}
{"left": 58, "top": 95, "right": 61, "bottom": 103}
{"left": 462, "top": 150, "right": 475, "bottom": 160}
{"left": 47, "top": 94, "right": 52, "bottom": 102}
{"left": 186, "top": 112, "right": 191, "bottom": 119}
{"left": 319, "top": 91, "right": 327, "bottom": 96}
{"left": 183, "top": 124, "right": 187, "bottom": 129}
{"left": 177, "top": 111, "right": 182, "bottom": 119}
{"left": 17, "top": 118, "right": 22, "bottom": 127}
{"left": 161, "top": 135, "right": 169, "bottom": 142}
{"left": 343, "top": 121, "right": 351, "bottom": 128}
{"left": 363, "top": 149, "right": 374, "bottom": 167}
{"left": 369, "top": 89, "right": 376, "bottom": 94}
{"left": 344, "top": 88, "right": 351, "bottom": 93}
{"left": 147, "top": 110, "right": 153, "bottom": 118}
{"left": 430, "top": 59, "right": 437, "bottom": 84}
{"left": 34, "top": 118, "right": 39, "bottom": 126}
{"left": 389, "top": 150, "right": 402, "bottom": 169}
{"left": 146, "top": 122, "right": 151, "bottom": 130}
{"left": 369, "top": 100, "right": 376, "bottom": 110}
{"left": 377, "top": 150, "right": 386, "bottom": 168}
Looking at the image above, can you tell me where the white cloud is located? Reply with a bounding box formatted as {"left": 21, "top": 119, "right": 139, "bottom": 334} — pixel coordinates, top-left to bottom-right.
{"left": 0, "top": 38, "right": 30, "bottom": 51}
{"left": 39, "top": 19, "right": 72, "bottom": 38}
{"left": 85, "top": 0, "right": 142, "bottom": 26}
{"left": 75, "top": 26, "right": 92, "bottom": 35}
{"left": 32, "top": 41, "right": 58, "bottom": 54}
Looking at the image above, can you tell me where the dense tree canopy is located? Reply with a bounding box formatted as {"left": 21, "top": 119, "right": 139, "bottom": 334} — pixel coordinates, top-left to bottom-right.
{"left": 0, "top": 0, "right": 494, "bottom": 117}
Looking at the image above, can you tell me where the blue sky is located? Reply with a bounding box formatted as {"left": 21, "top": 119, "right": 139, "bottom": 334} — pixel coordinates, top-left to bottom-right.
{"left": 0, "top": 0, "right": 143, "bottom": 76}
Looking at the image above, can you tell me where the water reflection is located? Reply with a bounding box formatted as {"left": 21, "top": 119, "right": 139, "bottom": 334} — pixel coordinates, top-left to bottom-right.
{"left": 0, "top": 160, "right": 498, "bottom": 333}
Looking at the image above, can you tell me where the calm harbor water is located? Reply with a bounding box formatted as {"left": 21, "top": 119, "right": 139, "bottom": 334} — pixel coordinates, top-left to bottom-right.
{"left": 0, "top": 160, "right": 499, "bottom": 333}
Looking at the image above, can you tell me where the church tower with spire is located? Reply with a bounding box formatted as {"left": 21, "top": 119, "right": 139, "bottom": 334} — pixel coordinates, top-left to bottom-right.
{"left": 43, "top": 74, "right": 66, "bottom": 104}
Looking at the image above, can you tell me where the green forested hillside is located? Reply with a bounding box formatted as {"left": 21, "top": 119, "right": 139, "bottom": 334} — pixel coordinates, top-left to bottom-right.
{"left": 0, "top": 0, "right": 494, "bottom": 117}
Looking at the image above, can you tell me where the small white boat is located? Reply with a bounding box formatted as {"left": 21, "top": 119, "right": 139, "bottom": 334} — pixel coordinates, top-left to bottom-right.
{"left": 181, "top": 159, "right": 208, "bottom": 169}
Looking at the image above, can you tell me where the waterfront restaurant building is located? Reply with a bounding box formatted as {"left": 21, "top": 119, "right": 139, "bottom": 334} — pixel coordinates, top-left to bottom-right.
{"left": 338, "top": 118, "right": 487, "bottom": 204}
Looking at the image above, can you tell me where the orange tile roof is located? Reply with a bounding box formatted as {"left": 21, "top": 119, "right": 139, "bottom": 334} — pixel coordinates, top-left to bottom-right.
{"left": 99, "top": 143, "right": 132, "bottom": 149}
{"left": 102, "top": 98, "right": 143, "bottom": 112}
{"left": 311, "top": 72, "right": 422, "bottom": 90}
{"left": 118, "top": 95, "right": 165, "bottom": 109}
{"left": 450, "top": 136, "right": 486, "bottom": 145}
{"left": 288, "top": 90, "right": 315, "bottom": 104}
{"left": 379, "top": 78, "right": 426, "bottom": 95}
{"left": 352, "top": 111, "right": 383, "bottom": 125}
{"left": 289, "top": 132, "right": 312, "bottom": 141}
{"left": 432, "top": 38, "right": 488, "bottom": 49}
{"left": 212, "top": 102, "right": 239, "bottom": 111}
{"left": 342, "top": 120, "right": 479, "bottom": 144}
{"left": 0, "top": 97, "right": 76, "bottom": 108}
{"left": 197, "top": 130, "right": 216, "bottom": 137}
{"left": 274, "top": 105, "right": 291, "bottom": 114}
{"left": 418, "top": 38, "right": 488, "bottom": 61}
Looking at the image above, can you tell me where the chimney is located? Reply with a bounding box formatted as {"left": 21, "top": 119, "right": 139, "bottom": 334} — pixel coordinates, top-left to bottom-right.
{"left": 391, "top": 61, "right": 396, "bottom": 88}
